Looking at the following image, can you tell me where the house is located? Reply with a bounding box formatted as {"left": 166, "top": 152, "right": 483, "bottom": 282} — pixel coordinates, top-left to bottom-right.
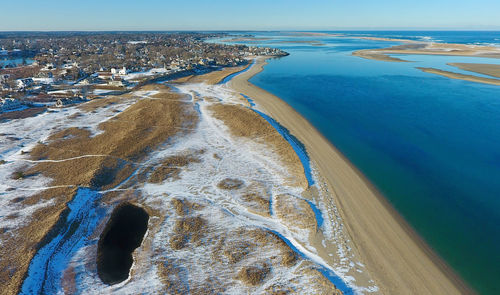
{"left": 0, "top": 74, "right": 10, "bottom": 83}
{"left": 62, "top": 62, "right": 78, "bottom": 69}
{"left": 108, "top": 76, "right": 125, "bottom": 87}
{"left": 0, "top": 98, "right": 23, "bottom": 113}
{"left": 97, "top": 71, "right": 113, "bottom": 80}
{"left": 16, "top": 78, "right": 34, "bottom": 90}
{"left": 111, "top": 67, "right": 127, "bottom": 76}
{"left": 55, "top": 97, "right": 85, "bottom": 108}
{"left": 78, "top": 79, "right": 90, "bottom": 86}
{"left": 43, "top": 63, "right": 55, "bottom": 71}
{"left": 118, "top": 67, "right": 127, "bottom": 75}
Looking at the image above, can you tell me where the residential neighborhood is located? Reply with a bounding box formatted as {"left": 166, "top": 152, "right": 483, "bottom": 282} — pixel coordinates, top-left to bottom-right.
{"left": 0, "top": 32, "right": 288, "bottom": 115}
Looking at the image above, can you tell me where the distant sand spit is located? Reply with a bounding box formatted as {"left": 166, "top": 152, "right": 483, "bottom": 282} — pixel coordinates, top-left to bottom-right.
{"left": 353, "top": 41, "right": 500, "bottom": 86}
{"left": 353, "top": 42, "right": 500, "bottom": 62}
{"left": 448, "top": 63, "right": 500, "bottom": 78}
{"left": 230, "top": 57, "right": 474, "bottom": 294}
{"left": 418, "top": 67, "right": 500, "bottom": 86}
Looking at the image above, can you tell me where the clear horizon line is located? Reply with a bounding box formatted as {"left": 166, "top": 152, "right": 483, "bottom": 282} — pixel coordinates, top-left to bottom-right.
{"left": 1, "top": 28, "right": 500, "bottom": 33}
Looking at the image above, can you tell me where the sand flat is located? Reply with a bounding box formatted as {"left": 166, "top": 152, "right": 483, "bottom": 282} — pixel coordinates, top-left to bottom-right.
{"left": 418, "top": 67, "right": 500, "bottom": 86}
{"left": 448, "top": 63, "right": 500, "bottom": 78}
{"left": 353, "top": 42, "right": 500, "bottom": 62}
{"left": 230, "top": 57, "right": 473, "bottom": 294}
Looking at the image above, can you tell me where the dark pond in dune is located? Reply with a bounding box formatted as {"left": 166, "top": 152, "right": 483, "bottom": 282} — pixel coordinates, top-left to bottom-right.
{"left": 97, "top": 203, "right": 149, "bottom": 285}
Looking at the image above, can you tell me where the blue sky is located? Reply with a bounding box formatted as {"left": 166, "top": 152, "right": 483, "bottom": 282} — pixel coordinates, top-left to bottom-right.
{"left": 1, "top": 0, "right": 499, "bottom": 31}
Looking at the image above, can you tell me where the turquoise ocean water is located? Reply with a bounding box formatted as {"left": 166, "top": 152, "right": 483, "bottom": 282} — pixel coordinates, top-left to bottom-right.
{"left": 220, "top": 32, "right": 500, "bottom": 294}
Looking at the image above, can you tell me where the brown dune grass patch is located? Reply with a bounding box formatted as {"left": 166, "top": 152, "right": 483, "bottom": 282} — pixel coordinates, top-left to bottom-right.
{"left": 241, "top": 192, "right": 270, "bottom": 216}
{"left": 264, "top": 285, "right": 293, "bottom": 295}
{"left": 156, "top": 260, "right": 189, "bottom": 294}
{"left": 274, "top": 194, "right": 317, "bottom": 231}
{"left": 213, "top": 228, "right": 297, "bottom": 269}
{"left": 169, "top": 216, "right": 206, "bottom": 250}
{"left": 172, "top": 65, "right": 249, "bottom": 85}
{"left": 0, "top": 107, "right": 47, "bottom": 121}
{"left": 3, "top": 84, "right": 198, "bottom": 295}
{"left": 67, "top": 112, "right": 83, "bottom": 119}
{"left": 217, "top": 178, "right": 244, "bottom": 190}
{"left": 92, "top": 85, "right": 126, "bottom": 91}
{"left": 156, "top": 260, "right": 226, "bottom": 295}
{"left": 302, "top": 268, "right": 343, "bottom": 295}
{"left": 248, "top": 229, "right": 298, "bottom": 267}
{"left": 0, "top": 187, "right": 76, "bottom": 295}
{"left": 170, "top": 198, "right": 204, "bottom": 216}
{"left": 148, "top": 153, "right": 201, "bottom": 183}
{"left": 79, "top": 94, "right": 131, "bottom": 112}
{"left": 209, "top": 104, "right": 306, "bottom": 187}
{"left": 223, "top": 241, "right": 253, "bottom": 264}
{"left": 236, "top": 264, "right": 270, "bottom": 286}
{"left": 211, "top": 233, "right": 256, "bottom": 265}
{"left": 138, "top": 84, "right": 164, "bottom": 91}
{"left": 170, "top": 75, "right": 194, "bottom": 84}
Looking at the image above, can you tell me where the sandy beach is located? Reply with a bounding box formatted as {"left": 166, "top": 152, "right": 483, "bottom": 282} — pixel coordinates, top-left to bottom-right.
{"left": 229, "top": 57, "right": 474, "bottom": 294}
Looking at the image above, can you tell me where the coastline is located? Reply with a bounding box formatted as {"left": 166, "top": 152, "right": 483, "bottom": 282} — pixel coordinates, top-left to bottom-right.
{"left": 229, "top": 56, "right": 474, "bottom": 294}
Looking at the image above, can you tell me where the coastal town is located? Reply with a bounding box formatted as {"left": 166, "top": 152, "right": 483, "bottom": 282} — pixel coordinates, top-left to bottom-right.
{"left": 0, "top": 32, "right": 287, "bottom": 116}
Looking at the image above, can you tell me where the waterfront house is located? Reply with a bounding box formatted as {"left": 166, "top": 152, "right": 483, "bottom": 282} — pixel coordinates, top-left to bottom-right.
{"left": 55, "top": 97, "right": 85, "bottom": 108}
{"left": 97, "top": 71, "right": 113, "bottom": 80}
{"left": 118, "top": 67, "right": 127, "bottom": 75}
{"left": 0, "top": 74, "right": 10, "bottom": 83}
{"left": 0, "top": 97, "right": 23, "bottom": 113}
{"left": 16, "top": 78, "right": 34, "bottom": 90}
{"left": 108, "top": 76, "right": 126, "bottom": 87}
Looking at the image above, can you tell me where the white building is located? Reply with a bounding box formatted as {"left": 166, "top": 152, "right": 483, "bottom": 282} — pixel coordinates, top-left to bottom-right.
{"left": 0, "top": 74, "right": 10, "bottom": 83}
{"left": 55, "top": 97, "right": 85, "bottom": 108}
{"left": 16, "top": 78, "right": 34, "bottom": 90}
{"left": 118, "top": 67, "right": 127, "bottom": 75}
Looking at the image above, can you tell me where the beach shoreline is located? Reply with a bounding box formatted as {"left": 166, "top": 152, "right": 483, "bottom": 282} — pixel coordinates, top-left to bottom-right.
{"left": 229, "top": 56, "right": 474, "bottom": 294}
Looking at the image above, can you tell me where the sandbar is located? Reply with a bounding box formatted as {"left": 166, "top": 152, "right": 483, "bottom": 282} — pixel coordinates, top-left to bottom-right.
{"left": 448, "top": 63, "right": 500, "bottom": 78}
{"left": 353, "top": 42, "right": 500, "bottom": 62}
{"left": 417, "top": 67, "right": 500, "bottom": 86}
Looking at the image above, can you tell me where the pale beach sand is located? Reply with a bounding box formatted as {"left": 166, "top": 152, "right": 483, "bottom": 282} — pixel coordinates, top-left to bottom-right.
{"left": 353, "top": 42, "right": 500, "bottom": 62}
{"left": 229, "top": 57, "right": 474, "bottom": 294}
{"left": 417, "top": 67, "right": 500, "bottom": 86}
{"left": 171, "top": 64, "right": 250, "bottom": 85}
{"left": 291, "top": 32, "right": 344, "bottom": 37}
{"left": 448, "top": 63, "right": 500, "bottom": 78}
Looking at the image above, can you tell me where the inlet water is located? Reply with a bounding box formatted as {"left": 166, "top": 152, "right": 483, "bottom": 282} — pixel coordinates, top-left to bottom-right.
{"left": 224, "top": 32, "right": 500, "bottom": 295}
